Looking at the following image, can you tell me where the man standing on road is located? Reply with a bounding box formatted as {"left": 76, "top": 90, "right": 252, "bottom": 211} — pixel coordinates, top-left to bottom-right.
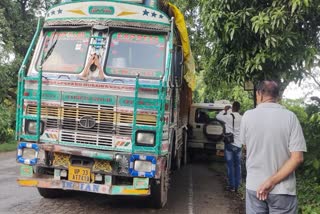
{"left": 240, "top": 80, "right": 307, "bottom": 213}
{"left": 217, "top": 101, "right": 242, "bottom": 192}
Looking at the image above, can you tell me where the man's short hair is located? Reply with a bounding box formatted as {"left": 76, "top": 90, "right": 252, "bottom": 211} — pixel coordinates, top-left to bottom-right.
{"left": 256, "top": 80, "right": 280, "bottom": 99}
{"left": 232, "top": 101, "right": 241, "bottom": 112}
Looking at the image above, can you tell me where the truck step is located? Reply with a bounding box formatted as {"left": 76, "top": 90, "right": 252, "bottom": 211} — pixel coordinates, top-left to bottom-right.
{"left": 137, "top": 84, "right": 161, "bottom": 89}
{"left": 22, "top": 115, "right": 39, "bottom": 120}
{"left": 19, "top": 134, "right": 39, "bottom": 141}
{"left": 22, "top": 96, "right": 40, "bottom": 100}
{"left": 134, "top": 125, "right": 157, "bottom": 131}
{"left": 24, "top": 76, "right": 40, "bottom": 81}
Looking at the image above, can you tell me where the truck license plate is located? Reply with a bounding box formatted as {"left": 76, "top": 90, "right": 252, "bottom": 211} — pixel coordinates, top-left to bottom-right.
{"left": 68, "top": 166, "right": 91, "bottom": 183}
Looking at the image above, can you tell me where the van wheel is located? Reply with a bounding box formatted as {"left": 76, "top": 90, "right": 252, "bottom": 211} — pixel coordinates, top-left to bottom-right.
{"left": 151, "top": 170, "right": 169, "bottom": 208}
{"left": 37, "top": 188, "right": 64, "bottom": 198}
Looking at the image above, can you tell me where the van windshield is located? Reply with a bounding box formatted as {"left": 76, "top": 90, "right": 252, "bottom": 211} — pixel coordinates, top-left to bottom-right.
{"left": 105, "top": 32, "right": 165, "bottom": 78}
{"left": 37, "top": 30, "right": 90, "bottom": 73}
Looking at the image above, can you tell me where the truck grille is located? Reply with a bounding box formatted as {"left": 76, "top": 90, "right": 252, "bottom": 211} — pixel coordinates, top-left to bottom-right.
{"left": 26, "top": 102, "right": 156, "bottom": 148}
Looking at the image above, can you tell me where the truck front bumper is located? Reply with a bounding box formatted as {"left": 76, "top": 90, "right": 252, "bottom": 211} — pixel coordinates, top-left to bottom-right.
{"left": 18, "top": 177, "right": 150, "bottom": 196}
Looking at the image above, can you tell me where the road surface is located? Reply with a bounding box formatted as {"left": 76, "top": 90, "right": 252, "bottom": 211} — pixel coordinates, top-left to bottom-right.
{"left": 0, "top": 152, "right": 244, "bottom": 214}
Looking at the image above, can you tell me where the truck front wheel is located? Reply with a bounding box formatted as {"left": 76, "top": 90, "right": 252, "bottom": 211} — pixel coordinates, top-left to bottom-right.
{"left": 37, "top": 188, "right": 65, "bottom": 198}
{"left": 151, "top": 170, "right": 168, "bottom": 208}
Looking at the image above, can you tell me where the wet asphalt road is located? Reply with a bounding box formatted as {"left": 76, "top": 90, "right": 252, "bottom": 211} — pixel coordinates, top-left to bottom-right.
{"left": 0, "top": 152, "right": 244, "bottom": 214}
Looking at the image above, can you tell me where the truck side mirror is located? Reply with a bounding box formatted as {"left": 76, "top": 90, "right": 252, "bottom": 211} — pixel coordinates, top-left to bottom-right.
{"left": 171, "top": 45, "right": 183, "bottom": 88}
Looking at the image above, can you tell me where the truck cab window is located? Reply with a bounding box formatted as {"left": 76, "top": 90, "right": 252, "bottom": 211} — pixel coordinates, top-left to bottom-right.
{"left": 105, "top": 32, "right": 166, "bottom": 78}
{"left": 37, "top": 30, "right": 90, "bottom": 73}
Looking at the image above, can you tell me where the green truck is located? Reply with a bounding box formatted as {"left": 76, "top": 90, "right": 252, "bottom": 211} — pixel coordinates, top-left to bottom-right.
{"left": 15, "top": 0, "right": 195, "bottom": 208}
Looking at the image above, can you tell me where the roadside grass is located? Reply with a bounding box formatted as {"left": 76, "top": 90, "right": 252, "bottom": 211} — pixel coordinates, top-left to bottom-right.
{"left": 0, "top": 139, "right": 17, "bottom": 152}
{"left": 297, "top": 175, "right": 320, "bottom": 213}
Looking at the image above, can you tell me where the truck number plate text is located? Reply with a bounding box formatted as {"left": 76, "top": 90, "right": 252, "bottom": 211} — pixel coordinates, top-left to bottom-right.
{"left": 68, "top": 166, "right": 91, "bottom": 183}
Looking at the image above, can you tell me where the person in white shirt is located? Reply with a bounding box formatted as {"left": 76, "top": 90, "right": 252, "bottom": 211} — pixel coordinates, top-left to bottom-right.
{"left": 240, "top": 80, "right": 306, "bottom": 213}
{"left": 216, "top": 101, "right": 242, "bottom": 192}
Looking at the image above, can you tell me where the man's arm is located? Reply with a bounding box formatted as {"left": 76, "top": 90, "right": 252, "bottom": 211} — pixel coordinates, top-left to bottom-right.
{"left": 216, "top": 110, "right": 226, "bottom": 121}
{"left": 256, "top": 151, "right": 304, "bottom": 200}
{"left": 216, "top": 106, "right": 231, "bottom": 121}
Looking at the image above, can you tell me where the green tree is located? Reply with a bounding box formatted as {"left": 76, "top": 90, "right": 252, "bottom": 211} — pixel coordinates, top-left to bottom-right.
{"left": 0, "top": 0, "right": 36, "bottom": 102}
{"left": 0, "top": 0, "right": 60, "bottom": 142}
{"left": 170, "top": 0, "right": 207, "bottom": 72}
{"left": 199, "top": 0, "right": 320, "bottom": 91}
{"left": 0, "top": 0, "right": 60, "bottom": 103}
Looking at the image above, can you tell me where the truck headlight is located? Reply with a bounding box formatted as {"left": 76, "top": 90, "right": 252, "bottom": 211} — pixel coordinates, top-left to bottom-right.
{"left": 134, "top": 160, "right": 152, "bottom": 172}
{"left": 21, "top": 148, "right": 38, "bottom": 160}
{"left": 136, "top": 131, "right": 155, "bottom": 146}
{"left": 25, "top": 120, "right": 44, "bottom": 135}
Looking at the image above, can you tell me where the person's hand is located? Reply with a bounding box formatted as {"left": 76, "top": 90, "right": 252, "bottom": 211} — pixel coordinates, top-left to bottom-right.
{"left": 93, "top": 54, "right": 100, "bottom": 66}
{"left": 89, "top": 54, "right": 96, "bottom": 64}
{"left": 224, "top": 105, "right": 231, "bottom": 112}
{"left": 256, "top": 178, "right": 275, "bottom": 201}
{"left": 93, "top": 54, "right": 105, "bottom": 80}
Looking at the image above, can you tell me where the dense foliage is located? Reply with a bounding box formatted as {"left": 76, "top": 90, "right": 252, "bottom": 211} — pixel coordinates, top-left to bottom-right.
{"left": 199, "top": 0, "right": 320, "bottom": 90}
{"left": 282, "top": 101, "right": 320, "bottom": 213}
{"left": 0, "top": 0, "right": 60, "bottom": 143}
{"left": 0, "top": 103, "right": 15, "bottom": 144}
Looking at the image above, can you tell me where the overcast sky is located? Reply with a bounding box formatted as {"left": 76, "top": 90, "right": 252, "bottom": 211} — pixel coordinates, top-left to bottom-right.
{"left": 284, "top": 79, "right": 320, "bottom": 101}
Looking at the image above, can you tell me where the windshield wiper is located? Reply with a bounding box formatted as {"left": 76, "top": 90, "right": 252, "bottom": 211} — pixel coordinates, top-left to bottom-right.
{"left": 41, "top": 32, "right": 59, "bottom": 65}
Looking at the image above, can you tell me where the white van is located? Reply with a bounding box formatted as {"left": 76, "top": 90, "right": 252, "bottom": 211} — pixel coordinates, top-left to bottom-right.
{"left": 187, "top": 100, "right": 231, "bottom": 157}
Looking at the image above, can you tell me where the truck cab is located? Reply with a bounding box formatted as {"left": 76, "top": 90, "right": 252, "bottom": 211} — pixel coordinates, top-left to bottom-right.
{"left": 187, "top": 100, "right": 231, "bottom": 157}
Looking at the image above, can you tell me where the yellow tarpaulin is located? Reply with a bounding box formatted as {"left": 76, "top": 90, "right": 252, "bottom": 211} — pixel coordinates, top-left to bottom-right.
{"left": 168, "top": 3, "right": 196, "bottom": 91}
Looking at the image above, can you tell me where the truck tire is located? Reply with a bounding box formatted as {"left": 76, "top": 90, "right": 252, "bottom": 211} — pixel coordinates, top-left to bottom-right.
{"left": 182, "top": 131, "right": 188, "bottom": 166}
{"left": 151, "top": 170, "right": 168, "bottom": 209}
{"left": 170, "top": 133, "right": 180, "bottom": 170}
{"left": 175, "top": 147, "right": 182, "bottom": 170}
{"left": 37, "top": 188, "right": 64, "bottom": 198}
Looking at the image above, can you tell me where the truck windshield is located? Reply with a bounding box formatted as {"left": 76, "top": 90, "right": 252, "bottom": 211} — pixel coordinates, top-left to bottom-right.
{"left": 105, "top": 32, "right": 165, "bottom": 78}
{"left": 37, "top": 30, "right": 90, "bottom": 73}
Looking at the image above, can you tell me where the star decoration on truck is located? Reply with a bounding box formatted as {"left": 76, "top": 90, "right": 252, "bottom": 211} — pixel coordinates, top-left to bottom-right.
{"left": 142, "top": 9, "right": 164, "bottom": 19}
{"left": 47, "top": 8, "right": 63, "bottom": 17}
{"left": 143, "top": 9, "right": 150, "bottom": 16}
